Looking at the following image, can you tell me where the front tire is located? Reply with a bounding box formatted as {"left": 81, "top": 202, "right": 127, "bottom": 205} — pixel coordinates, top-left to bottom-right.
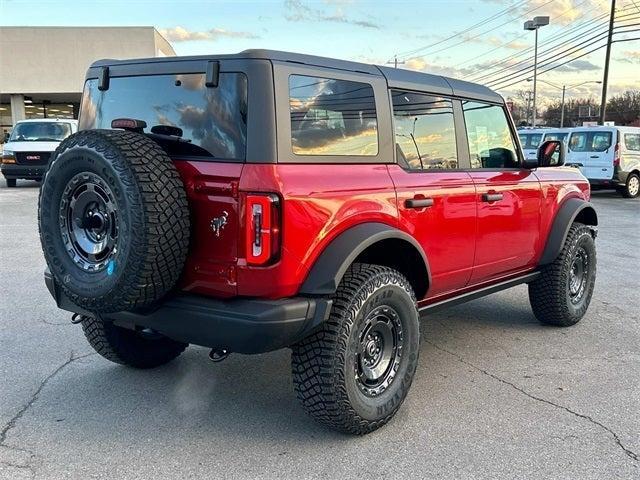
{"left": 6, "top": 178, "right": 16, "bottom": 188}
{"left": 621, "top": 172, "right": 640, "bottom": 198}
{"left": 81, "top": 316, "right": 187, "bottom": 369}
{"left": 292, "top": 264, "right": 420, "bottom": 434}
{"left": 529, "top": 223, "right": 596, "bottom": 327}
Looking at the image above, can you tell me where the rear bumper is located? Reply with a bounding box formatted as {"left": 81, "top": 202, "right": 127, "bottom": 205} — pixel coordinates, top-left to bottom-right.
{"left": 45, "top": 270, "right": 332, "bottom": 354}
{"left": 1, "top": 163, "right": 45, "bottom": 180}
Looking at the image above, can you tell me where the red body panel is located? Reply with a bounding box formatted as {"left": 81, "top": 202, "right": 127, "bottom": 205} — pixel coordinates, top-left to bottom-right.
{"left": 467, "top": 170, "right": 541, "bottom": 284}
{"left": 175, "top": 159, "right": 590, "bottom": 302}
{"left": 387, "top": 165, "right": 477, "bottom": 297}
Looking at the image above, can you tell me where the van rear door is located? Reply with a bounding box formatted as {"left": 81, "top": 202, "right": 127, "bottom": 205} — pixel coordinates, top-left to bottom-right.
{"left": 567, "top": 130, "right": 615, "bottom": 181}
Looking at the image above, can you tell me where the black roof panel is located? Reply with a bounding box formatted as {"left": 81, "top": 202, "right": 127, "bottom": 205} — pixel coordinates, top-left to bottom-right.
{"left": 90, "top": 49, "right": 502, "bottom": 103}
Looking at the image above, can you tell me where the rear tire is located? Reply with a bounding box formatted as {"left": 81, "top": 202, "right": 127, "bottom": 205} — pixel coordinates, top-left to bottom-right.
{"left": 292, "top": 264, "right": 420, "bottom": 434}
{"left": 529, "top": 223, "right": 596, "bottom": 327}
{"left": 621, "top": 172, "right": 640, "bottom": 198}
{"left": 6, "top": 178, "right": 16, "bottom": 188}
{"left": 81, "top": 315, "right": 187, "bottom": 369}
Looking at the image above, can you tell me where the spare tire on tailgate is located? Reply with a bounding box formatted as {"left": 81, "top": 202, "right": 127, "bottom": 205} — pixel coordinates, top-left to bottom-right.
{"left": 39, "top": 129, "right": 190, "bottom": 313}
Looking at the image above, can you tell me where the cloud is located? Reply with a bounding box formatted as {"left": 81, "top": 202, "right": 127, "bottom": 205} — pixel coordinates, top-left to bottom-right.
{"left": 285, "top": 0, "right": 380, "bottom": 29}
{"left": 482, "top": 0, "right": 610, "bottom": 26}
{"left": 617, "top": 50, "right": 640, "bottom": 64}
{"left": 554, "top": 59, "right": 601, "bottom": 72}
{"left": 159, "top": 26, "right": 259, "bottom": 42}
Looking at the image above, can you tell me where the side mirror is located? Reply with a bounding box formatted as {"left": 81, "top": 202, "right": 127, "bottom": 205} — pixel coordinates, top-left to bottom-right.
{"left": 537, "top": 140, "right": 565, "bottom": 167}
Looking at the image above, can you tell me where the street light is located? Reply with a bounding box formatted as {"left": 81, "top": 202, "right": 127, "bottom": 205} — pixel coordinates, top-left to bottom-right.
{"left": 524, "top": 16, "right": 549, "bottom": 128}
{"left": 526, "top": 78, "right": 602, "bottom": 127}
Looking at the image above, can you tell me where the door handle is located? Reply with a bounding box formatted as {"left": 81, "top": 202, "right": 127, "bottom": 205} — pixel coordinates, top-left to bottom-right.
{"left": 482, "top": 193, "right": 504, "bottom": 202}
{"left": 405, "top": 198, "right": 434, "bottom": 209}
{"left": 590, "top": 155, "right": 599, "bottom": 159}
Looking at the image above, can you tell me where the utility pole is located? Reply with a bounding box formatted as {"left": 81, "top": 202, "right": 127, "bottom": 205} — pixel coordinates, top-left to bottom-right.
{"left": 599, "top": 0, "right": 616, "bottom": 125}
{"left": 560, "top": 85, "right": 566, "bottom": 128}
{"left": 386, "top": 55, "right": 406, "bottom": 69}
{"left": 526, "top": 91, "right": 533, "bottom": 125}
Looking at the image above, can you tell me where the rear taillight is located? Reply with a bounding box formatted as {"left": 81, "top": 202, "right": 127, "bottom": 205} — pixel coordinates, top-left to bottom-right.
{"left": 613, "top": 143, "right": 621, "bottom": 167}
{"left": 244, "top": 193, "right": 281, "bottom": 266}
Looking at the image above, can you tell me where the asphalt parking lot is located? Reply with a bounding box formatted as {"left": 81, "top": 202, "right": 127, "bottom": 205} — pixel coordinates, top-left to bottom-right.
{"left": 0, "top": 180, "right": 638, "bottom": 479}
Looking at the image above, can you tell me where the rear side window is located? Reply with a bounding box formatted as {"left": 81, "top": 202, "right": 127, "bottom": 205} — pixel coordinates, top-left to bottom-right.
{"left": 518, "top": 133, "right": 543, "bottom": 149}
{"left": 624, "top": 133, "right": 640, "bottom": 151}
{"left": 289, "top": 75, "right": 378, "bottom": 156}
{"left": 392, "top": 90, "right": 457, "bottom": 170}
{"left": 569, "top": 131, "right": 613, "bottom": 152}
{"left": 463, "top": 101, "right": 519, "bottom": 169}
{"left": 79, "top": 73, "right": 248, "bottom": 161}
{"left": 544, "top": 132, "right": 568, "bottom": 142}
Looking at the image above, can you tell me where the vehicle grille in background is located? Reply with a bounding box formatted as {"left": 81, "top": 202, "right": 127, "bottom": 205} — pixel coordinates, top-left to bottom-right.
{"left": 15, "top": 152, "right": 51, "bottom": 166}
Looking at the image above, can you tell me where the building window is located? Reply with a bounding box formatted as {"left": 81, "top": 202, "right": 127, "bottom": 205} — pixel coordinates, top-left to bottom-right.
{"left": 289, "top": 75, "right": 378, "bottom": 156}
{"left": 392, "top": 90, "right": 457, "bottom": 170}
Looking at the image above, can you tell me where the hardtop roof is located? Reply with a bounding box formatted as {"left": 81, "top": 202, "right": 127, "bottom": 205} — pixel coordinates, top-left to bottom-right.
{"left": 90, "top": 49, "right": 503, "bottom": 103}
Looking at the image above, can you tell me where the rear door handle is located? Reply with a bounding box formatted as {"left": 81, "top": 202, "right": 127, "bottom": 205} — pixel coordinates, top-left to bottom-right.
{"left": 482, "top": 193, "right": 504, "bottom": 202}
{"left": 405, "top": 198, "right": 434, "bottom": 209}
{"left": 590, "top": 155, "right": 599, "bottom": 159}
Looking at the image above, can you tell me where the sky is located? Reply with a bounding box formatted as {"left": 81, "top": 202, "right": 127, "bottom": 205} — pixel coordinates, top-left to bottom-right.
{"left": 1, "top": 0, "right": 638, "bottom": 106}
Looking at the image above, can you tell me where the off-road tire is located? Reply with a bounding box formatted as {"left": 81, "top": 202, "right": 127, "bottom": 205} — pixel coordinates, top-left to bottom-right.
{"left": 529, "top": 223, "right": 596, "bottom": 327}
{"left": 292, "top": 263, "right": 420, "bottom": 434}
{"left": 38, "top": 130, "right": 190, "bottom": 313}
{"left": 621, "top": 172, "right": 640, "bottom": 198}
{"left": 81, "top": 315, "right": 187, "bottom": 369}
{"left": 6, "top": 178, "right": 16, "bottom": 188}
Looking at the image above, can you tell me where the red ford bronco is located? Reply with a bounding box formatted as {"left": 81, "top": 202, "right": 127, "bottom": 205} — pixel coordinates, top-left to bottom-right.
{"left": 39, "top": 50, "right": 597, "bottom": 434}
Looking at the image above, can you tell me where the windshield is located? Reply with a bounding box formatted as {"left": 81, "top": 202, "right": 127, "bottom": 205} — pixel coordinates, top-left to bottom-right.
{"left": 9, "top": 122, "right": 72, "bottom": 142}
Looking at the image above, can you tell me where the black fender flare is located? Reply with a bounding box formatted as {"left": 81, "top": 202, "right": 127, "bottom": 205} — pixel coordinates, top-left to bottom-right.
{"left": 299, "top": 222, "right": 431, "bottom": 296}
{"left": 539, "top": 198, "right": 598, "bottom": 265}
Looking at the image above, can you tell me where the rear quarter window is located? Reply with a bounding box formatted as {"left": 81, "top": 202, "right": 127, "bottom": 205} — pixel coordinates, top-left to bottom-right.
{"left": 79, "top": 72, "right": 248, "bottom": 161}
{"left": 624, "top": 133, "right": 640, "bottom": 151}
{"left": 288, "top": 74, "right": 378, "bottom": 156}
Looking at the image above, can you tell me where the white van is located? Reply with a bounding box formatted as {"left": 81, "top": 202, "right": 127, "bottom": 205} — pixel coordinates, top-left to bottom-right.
{"left": 566, "top": 126, "right": 640, "bottom": 198}
{"left": 541, "top": 128, "right": 571, "bottom": 144}
{"left": 1, "top": 118, "right": 78, "bottom": 187}
{"left": 518, "top": 128, "right": 548, "bottom": 162}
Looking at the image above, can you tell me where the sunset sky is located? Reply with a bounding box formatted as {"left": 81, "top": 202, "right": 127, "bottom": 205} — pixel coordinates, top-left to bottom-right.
{"left": 1, "top": 0, "right": 638, "bottom": 106}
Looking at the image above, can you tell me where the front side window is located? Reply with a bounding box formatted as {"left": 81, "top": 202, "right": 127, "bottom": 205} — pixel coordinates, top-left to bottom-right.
{"left": 289, "top": 75, "right": 378, "bottom": 156}
{"left": 569, "top": 132, "right": 588, "bottom": 152}
{"left": 625, "top": 133, "right": 640, "bottom": 151}
{"left": 463, "top": 101, "right": 519, "bottom": 169}
{"left": 9, "top": 122, "right": 72, "bottom": 142}
{"left": 392, "top": 90, "right": 457, "bottom": 169}
{"left": 79, "top": 72, "right": 247, "bottom": 160}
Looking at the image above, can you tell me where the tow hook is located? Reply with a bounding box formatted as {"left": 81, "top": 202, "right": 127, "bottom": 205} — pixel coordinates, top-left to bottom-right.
{"left": 71, "top": 313, "right": 84, "bottom": 324}
{"left": 208, "top": 348, "right": 230, "bottom": 362}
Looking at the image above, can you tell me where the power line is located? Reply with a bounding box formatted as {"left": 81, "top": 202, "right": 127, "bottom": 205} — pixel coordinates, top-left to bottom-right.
{"left": 466, "top": 11, "right": 612, "bottom": 81}
{"left": 393, "top": 0, "right": 531, "bottom": 59}
{"left": 400, "top": 0, "right": 556, "bottom": 60}
{"left": 487, "top": 23, "right": 640, "bottom": 89}
{"left": 491, "top": 27, "right": 640, "bottom": 90}
{"left": 467, "top": 7, "right": 639, "bottom": 83}
{"left": 457, "top": 0, "right": 593, "bottom": 69}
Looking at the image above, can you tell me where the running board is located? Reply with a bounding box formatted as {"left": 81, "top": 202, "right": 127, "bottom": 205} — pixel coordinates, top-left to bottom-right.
{"left": 419, "top": 271, "right": 540, "bottom": 315}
